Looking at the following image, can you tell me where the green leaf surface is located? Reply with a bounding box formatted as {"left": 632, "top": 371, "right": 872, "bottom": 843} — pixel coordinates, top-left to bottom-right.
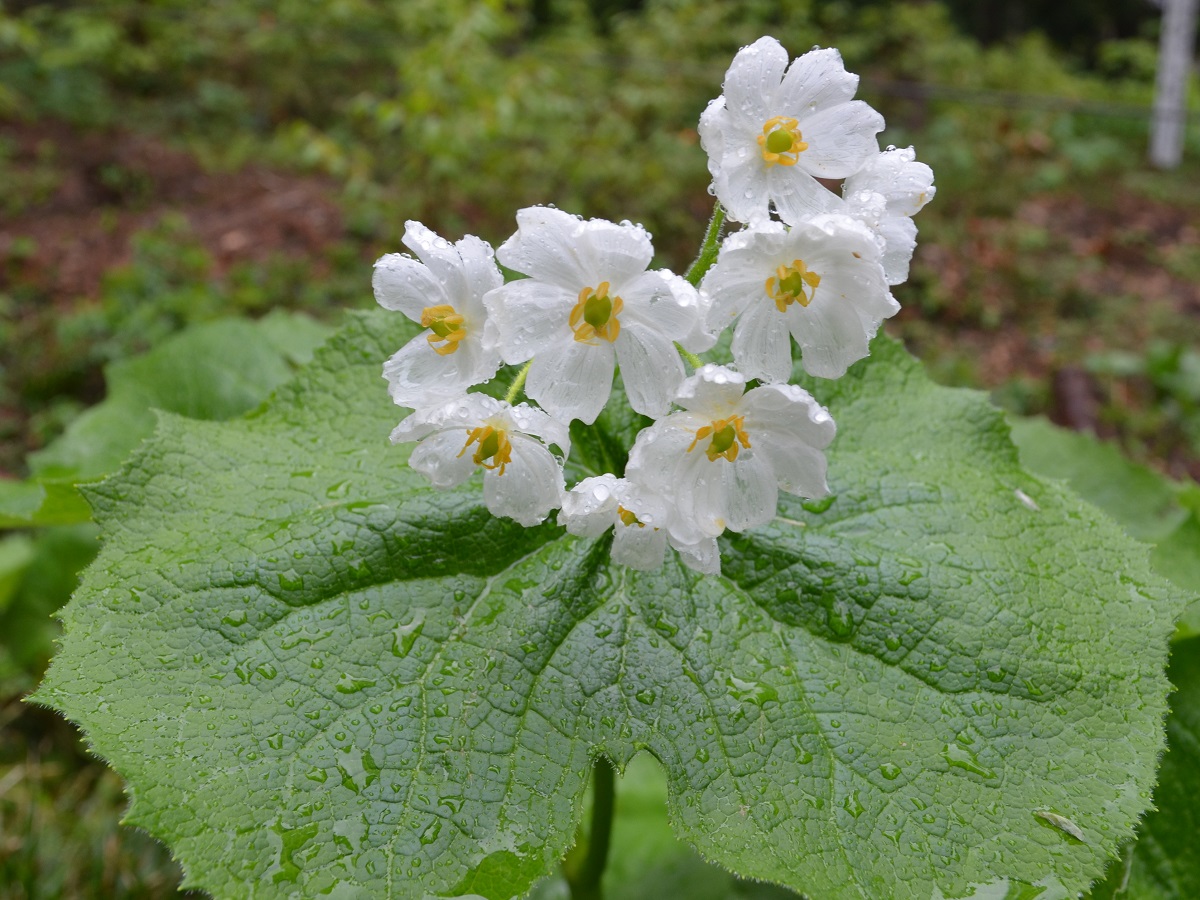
{"left": 0, "top": 313, "right": 330, "bottom": 529}
{"left": 1007, "top": 418, "right": 1187, "bottom": 543}
{"left": 1008, "top": 418, "right": 1200, "bottom": 639}
{"left": 38, "top": 312, "right": 1187, "bottom": 899}
{"left": 1087, "top": 637, "right": 1200, "bottom": 900}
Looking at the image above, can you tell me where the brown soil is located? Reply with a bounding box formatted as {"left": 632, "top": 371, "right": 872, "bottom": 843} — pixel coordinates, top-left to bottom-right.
{"left": 0, "top": 121, "right": 344, "bottom": 302}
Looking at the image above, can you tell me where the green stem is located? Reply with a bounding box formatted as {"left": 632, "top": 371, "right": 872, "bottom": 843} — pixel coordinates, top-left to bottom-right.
{"left": 565, "top": 757, "right": 615, "bottom": 900}
{"left": 684, "top": 202, "right": 727, "bottom": 287}
{"left": 504, "top": 360, "right": 534, "bottom": 405}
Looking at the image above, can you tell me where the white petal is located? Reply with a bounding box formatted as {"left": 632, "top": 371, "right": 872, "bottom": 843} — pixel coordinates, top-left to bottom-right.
{"left": 674, "top": 364, "right": 747, "bottom": 417}
{"left": 788, "top": 291, "right": 872, "bottom": 379}
{"left": 497, "top": 207, "right": 592, "bottom": 290}
{"left": 372, "top": 253, "right": 446, "bottom": 320}
{"left": 768, "top": 166, "right": 841, "bottom": 224}
{"left": 619, "top": 271, "right": 701, "bottom": 343}
{"left": 718, "top": 144, "right": 773, "bottom": 225}
{"left": 669, "top": 533, "right": 721, "bottom": 575}
{"left": 403, "top": 221, "right": 470, "bottom": 298}
{"left": 697, "top": 96, "right": 729, "bottom": 182}
{"left": 507, "top": 403, "right": 571, "bottom": 457}
{"left": 526, "top": 340, "right": 615, "bottom": 425}
{"left": 454, "top": 233, "right": 504, "bottom": 312}
{"left": 722, "top": 37, "right": 789, "bottom": 126}
{"left": 381, "top": 335, "right": 488, "bottom": 409}
{"left": 845, "top": 147, "right": 936, "bottom": 217}
{"left": 731, "top": 300, "right": 793, "bottom": 383}
{"left": 612, "top": 521, "right": 669, "bottom": 571}
{"left": 700, "top": 225, "right": 788, "bottom": 328}
{"left": 743, "top": 383, "right": 835, "bottom": 497}
{"left": 483, "top": 279, "right": 575, "bottom": 365}
{"left": 721, "top": 452, "right": 778, "bottom": 532}
{"left": 797, "top": 101, "right": 884, "bottom": 178}
{"left": 776, "top": 47, "right": 858, "bottom": 115}
{"left": 615, "top": 322, "right": 685, "bottom": 419}
{"left": 560, "top": 474, "right": 621, "bottom": 538}
{"left": 484, "top": 436, "right": 564, "bottom": 526}
{"left": 575, "top": 219, "right": 654, "bottom": 288}
{"left": 407, "top": 428, "right": 479, "bottom": 488}
{"left": 877, "top": 215, "right": 918, "bottom": 285}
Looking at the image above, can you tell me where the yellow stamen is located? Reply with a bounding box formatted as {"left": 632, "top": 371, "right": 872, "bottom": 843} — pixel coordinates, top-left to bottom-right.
{"left": 421, "top": 304, "right": 468, "bottom": 356}
{"left": 764, "top": 259, "right": 821, "bottom": 312}
{"left": 617, "top": 505, "right": 643, "bottom": 528}
{"left": 687, "top": 415, "right": 752, "bottom": 463}
{"left": 569, "top": 282, "right": 624, "bottom": 344}
{"left": 757, "top": 116, "right": 808, "bottom": 167}
{"left": 458, "top": 425, "right": 513, "bottom": 475}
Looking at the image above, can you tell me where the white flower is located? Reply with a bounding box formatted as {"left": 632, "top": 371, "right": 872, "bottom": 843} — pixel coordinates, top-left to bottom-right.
{"left": 698, "top": 37, "right": 885, "bottom": 226}
{"left": 841, "top": 146, "right": 936, "bottom": 285}
{"left": 561, "top": 474, "right": 723, "bottom": 574}
{"left": 625, "top": 365, "right": 835, "bottom": 539}
{"left": 560, "top": 475, "right": 670, "bottom": 571}
{"left": 374, "top": 221, "right": 502, "bottom": 409}
{"left": 485, "top": 206, "right": 708, "bottom": 425}
{"left": 390, "top": 395, "right": 568, "bottom": 526}
{"left": 700, "top": 215, "right": 897, "bottom": 381}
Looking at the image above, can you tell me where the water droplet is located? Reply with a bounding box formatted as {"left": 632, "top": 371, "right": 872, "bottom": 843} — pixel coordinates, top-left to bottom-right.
{"left": 306, "top": 767, "right": 328, "bottom": 783}
{"left": 635, "top": 688, "right": 656, "bottom": 704}
{"left": 842, "top": 791, "right": 865, "bottom": 818}
{"left": 883, "top": 632, "right": 902, "bottom": 651}
{"left": 726, "top": 674, "right": 778, "bottom": 707}
{"left": 335, "top": 674, "right": 376, "bottom": 695}
{"left": 222, "top": 610, "right": 247, "bottom": 627}
{"left": 695, "top": 747, "right": 710, "bottom": 763}
{"left": 825, "top": 602, "right": 855, "bottom": 640}
{"left": 277, "top": 570, "right": 304, "bottom": 591}
{"left": 985, "top": 665, "right": 1006, "bottom": 683}
{"left": 942, "top": 743, "right": 996, "bottom": 779}
{"left": 419, "top": 818, "right": 442, "bottom": 845}
{"left": 257, "top": 662, "right": 278, "bottom": 680}
{"left": 801, "top": 495, "right": 836, "bottom": 514}
{"left": 880, "top": 762, "right": 902, "bottom": 780}
{"left": 391, "top": 612, "right": 425, "bottom": 658}
{"left": 268, "top": 733, "right": 284, "bottom": 750}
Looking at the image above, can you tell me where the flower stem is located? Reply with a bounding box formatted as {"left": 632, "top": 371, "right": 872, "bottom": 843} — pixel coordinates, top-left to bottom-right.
{"left": 684, "top": 202, "right": 727, "bottom": 287}
{"left": 564, "top": 757, "right": 615, "bottom": 900}
{"left": 504, "top": 360, "right": 533, "bottom": 405}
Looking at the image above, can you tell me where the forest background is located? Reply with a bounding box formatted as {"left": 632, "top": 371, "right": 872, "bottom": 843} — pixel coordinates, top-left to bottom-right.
{"left": 0, "top": 0, "right": 1198, "bottom": 896}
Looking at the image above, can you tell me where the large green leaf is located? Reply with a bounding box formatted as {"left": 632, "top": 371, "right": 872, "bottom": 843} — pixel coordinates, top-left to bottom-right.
{"left": 37, "top": 311, "right": 1187, "bottom": 899}
{"left": 1087, "top": 637, "right": 1200, "bottom": 900}
{"left": 0, "top": 312, "right": 330, "bottom": 528}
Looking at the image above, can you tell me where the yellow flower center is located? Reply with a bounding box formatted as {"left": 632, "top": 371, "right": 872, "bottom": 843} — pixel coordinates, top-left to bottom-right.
{"left": 757, "top": 116, "right": 808, "bottom": 167}
{"left": 687, "top": 415, "right": 752, "bottom": 463}
{"left": 617, "top": 505, "right": 643, "bottom": 528}
{"left": 765, "top": 259, "right": 821, "bottom": 312}
{"left": 421, "top": 304, "right": 467, "bottom": 356}
{"left": 458, "top": 425, "right": 512, "bottom": 475}
{"left": 569, "top": 282, "right": 623, "bottom": 344}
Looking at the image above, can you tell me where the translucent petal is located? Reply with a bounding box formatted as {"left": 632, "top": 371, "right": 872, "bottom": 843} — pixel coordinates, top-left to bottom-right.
{"left": 484, "top": 436, "right": 564, "bottom": 526}
{"left": 720, "top": 452, "right": 778, "bottom": 532}
{"left": 675, "top": 365, "right": 747, "bottom": 416}
{"left": 526, "top": 340, "right": 615, "bottom": 425}
{"left": 574, "top": 220, "right": 654, "bottom": 288}
{"left": 877, "top": 215, "right": 918, "bottom": 286}
{"left": 507, "top": 403, "right": 571, "bottom": 457}
{"left": 497, "top": 207, "right": 591, "bottom": 290}
{"left": 381, "top": 335, "right": 484, "bottom": 409}
{"left": 612, "top": 521, "right": 669, "bottom": 571}
{"left": 372, "top": 253, "right": 446, "bottom": 320}
{"left": 483, "top": 279, "right": 576, "bottom": 365}
{"left": 619, "top": 271, "right": 701, "bottom": 342}
{"left": 845, "top": 147, "right": 936, "bottom": 217}
{"left": 615, "top": 322, "right": 685, "bottom": 419}
{"left": 454, "top": 233, "right": 504, "bottom": 312}
{"left": 767, "top": 167, "right": 840, "bottom": 224}
{"left": 731, "top": 300, "right": 793, "bottom": 384}
{"left": 797, "top": 101, "right": 885, "bottom": 178}
{"left": 560, "top": 474, "right": 620, "bottom": 538}
{"left": 402, "top": 221, "right": 470, "bottom": 298}
{"left": 776, "top": 47, "right": 858, "bottom": 115}
{"left": 697, "top": 96, "right": 728, "bottom": 182}
{"left": 722, "top": 36, "right": 789, "bottom": 127}
{"left": 787, "top": 290, "right": 872, "bottom": 379}
{"left": 669, "top": 533, "right": 721, "bottom": 575}
{"left": 407, "top": 428, "right": 479, "bottom": 489}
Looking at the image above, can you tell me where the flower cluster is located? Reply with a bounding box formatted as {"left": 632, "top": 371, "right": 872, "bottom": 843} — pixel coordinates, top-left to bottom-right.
{"left": 375, "top": 36, "right": 933, "bottom": 575}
